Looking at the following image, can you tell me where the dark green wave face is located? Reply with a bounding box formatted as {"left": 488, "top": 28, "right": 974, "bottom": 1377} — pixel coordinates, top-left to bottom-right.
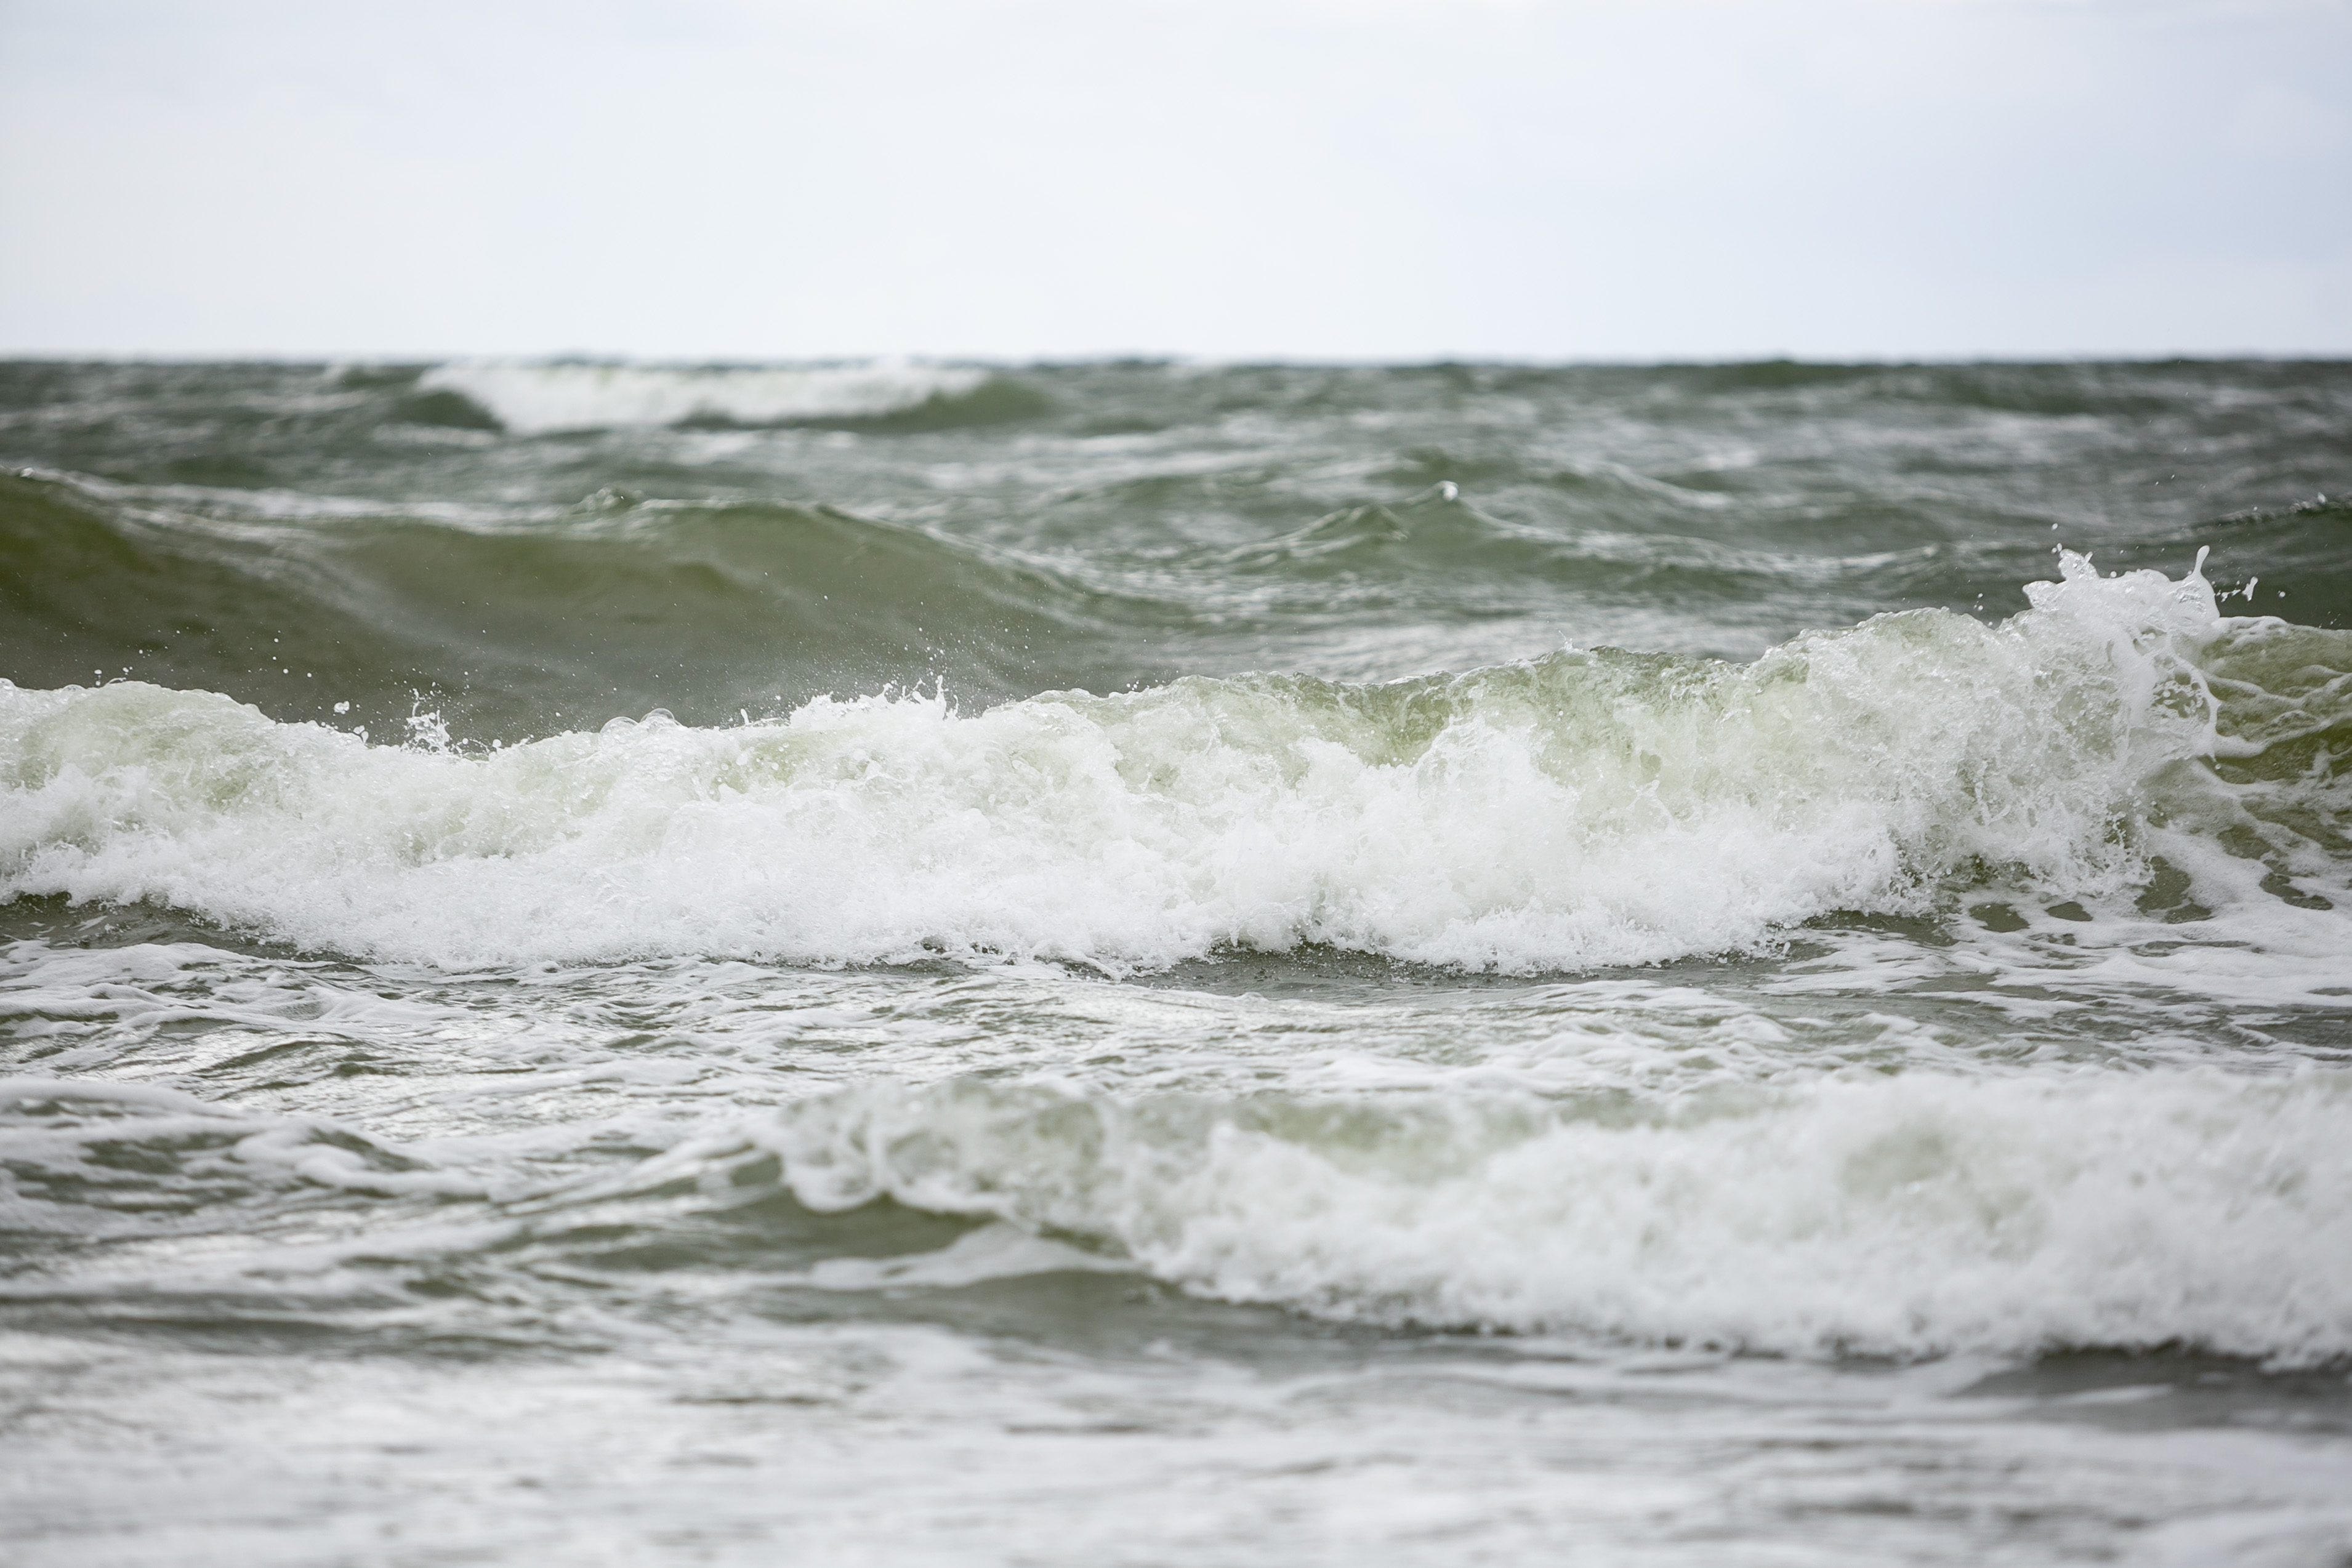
{"left": 4, "top": 358, "right": 2345, "bottom": 745}
{"left": 0, "top": 469, "right": 1169, "bottom": 742}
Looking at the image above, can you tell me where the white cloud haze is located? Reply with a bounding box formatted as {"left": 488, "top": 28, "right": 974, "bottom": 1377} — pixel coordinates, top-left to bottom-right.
{"left": 1, "top": 0, "right": 2346, "bottom": 360}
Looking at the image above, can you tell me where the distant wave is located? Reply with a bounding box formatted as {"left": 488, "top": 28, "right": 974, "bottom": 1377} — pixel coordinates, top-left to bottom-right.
{"left": 414, "top": 360, "right": 1032, "bottom": 434}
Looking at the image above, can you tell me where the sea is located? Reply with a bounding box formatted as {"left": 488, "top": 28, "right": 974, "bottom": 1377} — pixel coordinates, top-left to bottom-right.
{"left": 2, "top": 356, "right": 2349, "bottom": 1566}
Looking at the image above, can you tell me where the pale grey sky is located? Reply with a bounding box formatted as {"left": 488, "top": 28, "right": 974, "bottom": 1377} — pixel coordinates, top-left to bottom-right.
{"left": 2, "top": 0, "right": 2346, "bottom": 361}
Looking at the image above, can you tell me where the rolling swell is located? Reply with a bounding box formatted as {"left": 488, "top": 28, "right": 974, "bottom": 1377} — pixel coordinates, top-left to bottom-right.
{"left": 1, "top": 469, "right": 1169, "bottom": 742}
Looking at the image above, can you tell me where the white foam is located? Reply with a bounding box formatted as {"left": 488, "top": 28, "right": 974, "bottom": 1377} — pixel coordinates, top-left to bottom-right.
{"left": 757, "top": 1067, "right": 2352, "bottom": 1361}
{"left": 802, "top": 1223, "right": 1129, "bottom": 1291}
{"left": 0, "top": 1074, "right": 481, "bottom": 1209}
{"left": 9, "top": 553, "right": 2335, "bottom": 979}
{"left": 416, "top": 360, "right": 988, "bottom": 434}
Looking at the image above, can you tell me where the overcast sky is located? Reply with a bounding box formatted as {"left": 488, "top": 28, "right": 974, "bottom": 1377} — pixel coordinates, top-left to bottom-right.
{"left": 2, "top": 0, "right": 2346, "bottom": 361}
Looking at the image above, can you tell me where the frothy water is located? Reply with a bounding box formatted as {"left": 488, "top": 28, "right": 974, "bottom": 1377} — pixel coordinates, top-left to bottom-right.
{"left": 4, "top": 358, "right": 2350, "bottom": 1566}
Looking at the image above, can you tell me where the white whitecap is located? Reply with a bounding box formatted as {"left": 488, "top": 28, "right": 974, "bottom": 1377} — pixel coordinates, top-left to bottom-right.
{"left": 417, "top": 359, "right": 988, "bottom": 435}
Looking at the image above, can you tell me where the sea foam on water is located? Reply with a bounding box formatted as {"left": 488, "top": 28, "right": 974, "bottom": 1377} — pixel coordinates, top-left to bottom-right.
{"left": 747, "top": 1067, "right": 2352, "bottom": 1360}
{"left": 1, "top": 552, "right": 2332, "bottom": 975}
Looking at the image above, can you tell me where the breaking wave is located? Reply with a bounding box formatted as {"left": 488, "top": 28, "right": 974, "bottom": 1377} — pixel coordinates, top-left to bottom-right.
{"left": 738, "top": 1067, "right": 2352, "bottom": 1359}
{"left": 4, "top": 552, "right": 2345, "bottom": 971}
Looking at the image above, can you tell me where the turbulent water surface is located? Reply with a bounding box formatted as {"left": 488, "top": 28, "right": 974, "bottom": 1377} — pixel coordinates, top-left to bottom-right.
{"left": 3, "top": 357, "right": 2350, "bottom": 1566}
